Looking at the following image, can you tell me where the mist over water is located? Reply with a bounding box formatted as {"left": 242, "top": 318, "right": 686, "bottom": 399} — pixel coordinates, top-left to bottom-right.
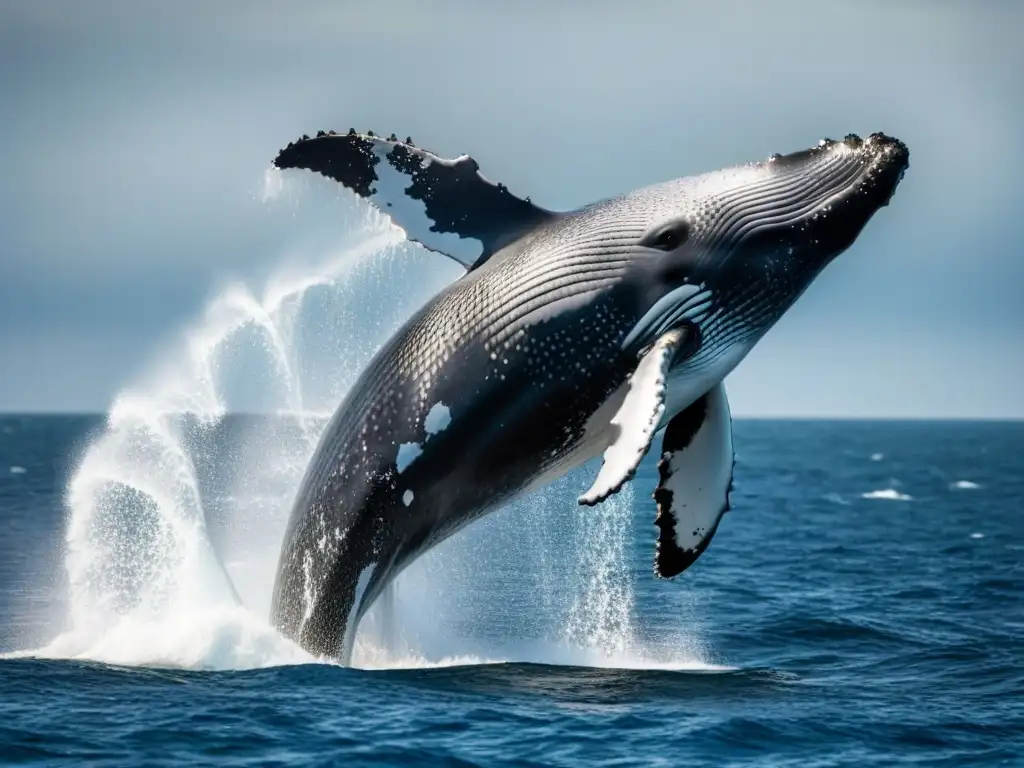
{"left": 14, "top": 172, "right": 713, "bottom": 673}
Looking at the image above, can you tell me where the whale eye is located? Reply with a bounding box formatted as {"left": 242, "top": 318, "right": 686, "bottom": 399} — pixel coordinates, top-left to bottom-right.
{"left": 644, "top": 224, "right": 690, "bottom": 252}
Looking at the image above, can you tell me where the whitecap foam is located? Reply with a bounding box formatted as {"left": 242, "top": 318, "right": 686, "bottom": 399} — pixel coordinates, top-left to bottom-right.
{"left": 553, "top": 645, "right": 733, "bottom": 673}
{"left": 350, "top": 640, "right": 504, "bottom": 671}
{"left": 347, "top": 636, "right": 728, "bottom": 673}
{"left": 952, "top": 480, "right": 981, "bottom": 490}
{"left": 862, "top": 488, "right": 913, "bottom": 501}
{"left": 13, "top": 606, "right": 314, "bottom": 671}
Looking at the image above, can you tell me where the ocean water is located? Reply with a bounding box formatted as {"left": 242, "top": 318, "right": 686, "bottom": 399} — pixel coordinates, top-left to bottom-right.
{"left": 1, "top": 415, "right": 1021, "bottom": 766}
{"left": 0, "top": 183, "right": 1021, "bottom": 765}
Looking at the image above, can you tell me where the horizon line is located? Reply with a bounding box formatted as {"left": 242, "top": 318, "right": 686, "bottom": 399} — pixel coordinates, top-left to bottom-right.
{"left": 0, "top": 410, "right": 1021, "bottom": 423}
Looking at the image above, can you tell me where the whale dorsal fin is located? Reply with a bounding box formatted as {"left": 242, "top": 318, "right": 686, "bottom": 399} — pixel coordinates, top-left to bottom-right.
{"left": 578, "top": 328, "right": 690, "bottom": 506}
{"left": 273, "top": 130, "right": 554, "bottom": 270}
{"left": 653, "top": 382, "right": 734, "bottom": 578}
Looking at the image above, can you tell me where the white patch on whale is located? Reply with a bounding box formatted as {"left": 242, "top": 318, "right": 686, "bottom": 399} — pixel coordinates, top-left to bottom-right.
{"left": 402, "top": 489, "right": 414, "bottom": 506}
{"left": 300, "top": 550, "right": 317, "bottom": 630}
{"left": 370, "top": 145, "right": 484, "bottom": 265}
{"left": 346, "top": 564, "right": 377, "bottom": 636}
{"left": 424, "top": 402, "right": 451, "bottom": 436}
{"left": 396, "top": 442, "right": 422, "bottom": 473}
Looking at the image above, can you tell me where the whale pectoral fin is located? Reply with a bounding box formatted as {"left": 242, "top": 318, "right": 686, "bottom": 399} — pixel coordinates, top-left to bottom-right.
{"left": 578, "top": 328, "right": 688, "bottom": 506}
{"left": 653, "top": 382, "right": 734, "bottom": 579}
{"left": 273, "top": 130, "right": 554, "bottom": 269}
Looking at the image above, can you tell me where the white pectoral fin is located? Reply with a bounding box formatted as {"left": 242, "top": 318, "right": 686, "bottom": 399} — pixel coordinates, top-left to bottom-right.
{"left": 578, "top": 329, "right": 687, "bottom": 506}
{"left": 653, "top": 382, "right": 734, "bottom": 578}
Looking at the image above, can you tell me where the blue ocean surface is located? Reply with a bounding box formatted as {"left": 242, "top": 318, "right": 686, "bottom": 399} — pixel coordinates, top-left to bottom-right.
{"left": 0, "top": 415, "right": 1021, "bottom": 766}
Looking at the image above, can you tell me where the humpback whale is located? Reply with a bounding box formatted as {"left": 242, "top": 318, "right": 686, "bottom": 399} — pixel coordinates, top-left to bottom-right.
{"left": 269, "top": 129, "right": 909, "bottom": 663}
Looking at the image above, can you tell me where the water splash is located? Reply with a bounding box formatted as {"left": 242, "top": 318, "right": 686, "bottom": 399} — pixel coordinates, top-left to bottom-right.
{"left": 562, "top": 485, "right": 637, "bottom": 659}
{"left": 17, "top": 170, "right": 712, "bottom": 673}
{"left": 24, "top": 175, "right": 455, "bottom": 670}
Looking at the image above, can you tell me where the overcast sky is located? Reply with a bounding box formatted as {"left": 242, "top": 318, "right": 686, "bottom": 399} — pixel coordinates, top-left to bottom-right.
{"left": 1, "top": 0, "right": 1021, "bottom": 417}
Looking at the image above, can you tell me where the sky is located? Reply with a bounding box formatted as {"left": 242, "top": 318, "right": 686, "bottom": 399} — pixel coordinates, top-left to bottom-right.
{"left": 0, "top": 0, "right": 1021, "bottom": 418}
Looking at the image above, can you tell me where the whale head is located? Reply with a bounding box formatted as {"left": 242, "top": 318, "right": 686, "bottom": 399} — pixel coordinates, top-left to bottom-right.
{"left": 618, "top": 132, "right": 909, "bottom": 414}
